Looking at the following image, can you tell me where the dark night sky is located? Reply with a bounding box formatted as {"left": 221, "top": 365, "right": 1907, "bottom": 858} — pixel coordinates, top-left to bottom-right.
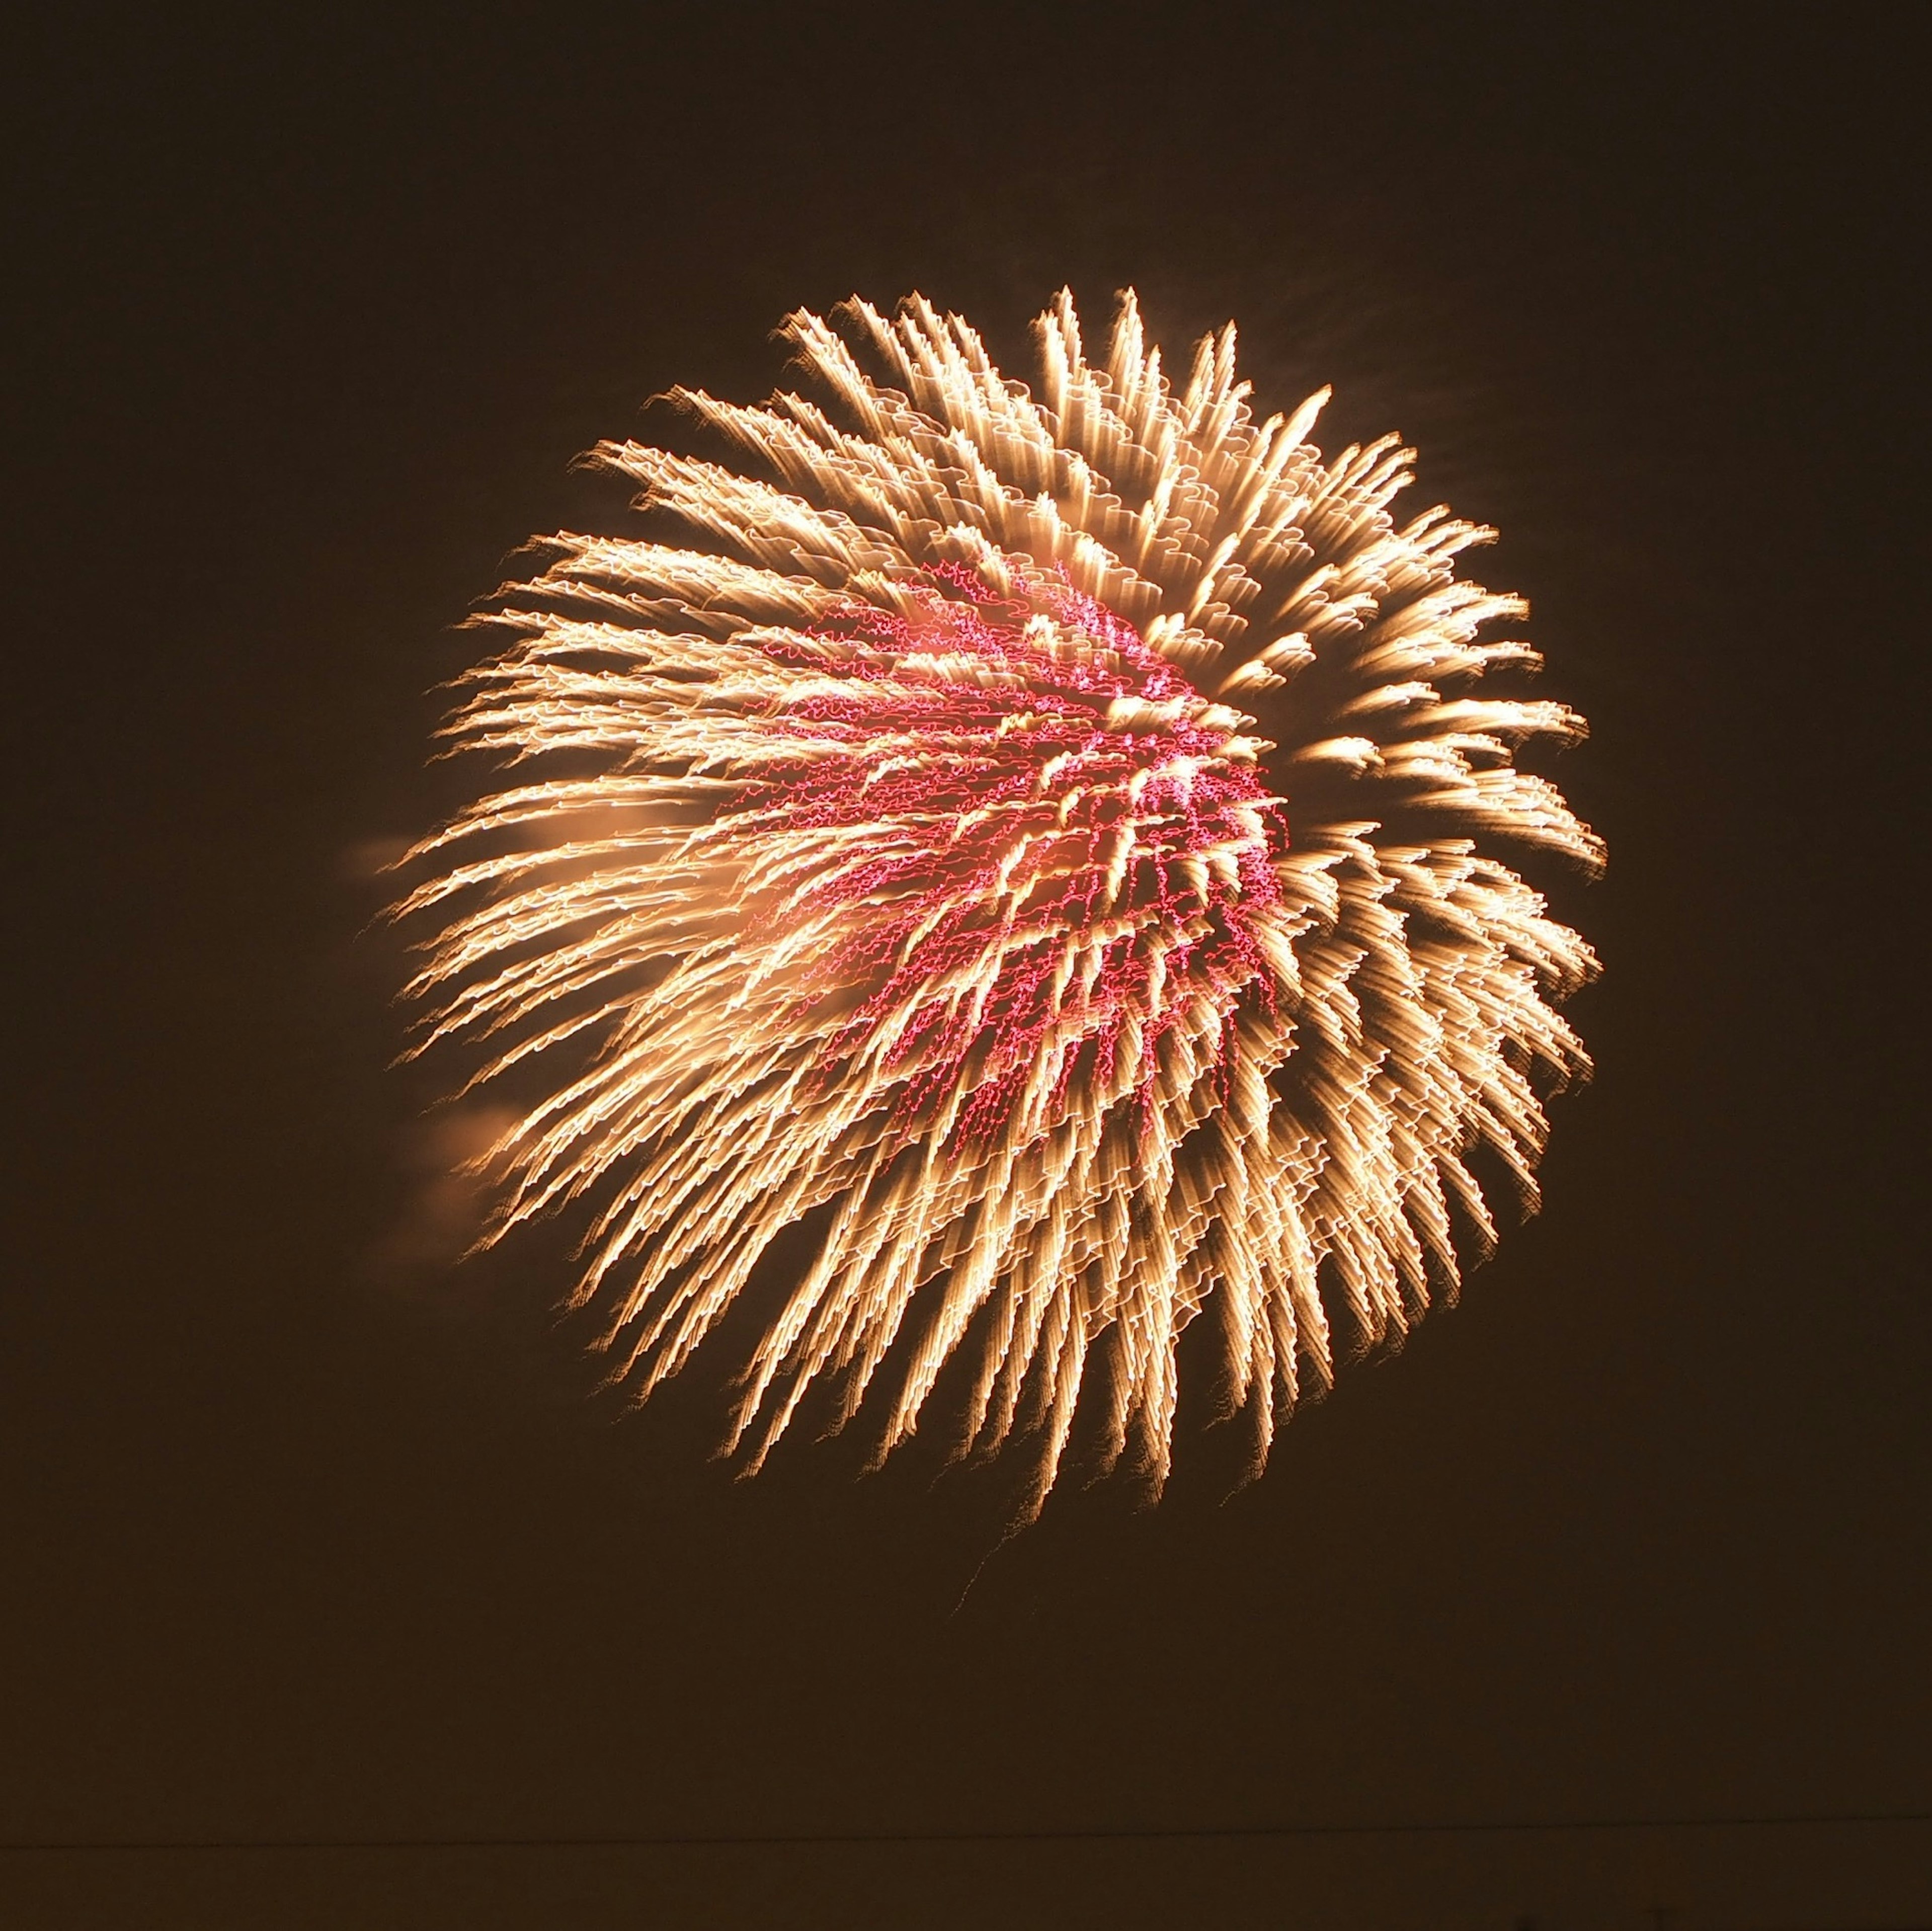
{"left": 5, "top": 9, "right": 1926, "bottom": 1927}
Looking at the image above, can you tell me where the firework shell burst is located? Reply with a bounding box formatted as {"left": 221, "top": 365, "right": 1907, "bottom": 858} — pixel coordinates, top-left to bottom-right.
{"left": 398, "top": 291, "right": 1603, "bottom": 1514}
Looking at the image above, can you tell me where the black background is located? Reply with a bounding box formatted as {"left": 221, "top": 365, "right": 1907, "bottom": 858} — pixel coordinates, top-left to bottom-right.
{"left": 6, "top": 8, "right": 1926, "bottom": 1927}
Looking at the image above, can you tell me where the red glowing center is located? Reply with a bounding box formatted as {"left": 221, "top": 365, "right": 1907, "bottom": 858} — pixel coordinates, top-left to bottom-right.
{"left": 745, "top": 568, "right": 1285, "bottom": 1141}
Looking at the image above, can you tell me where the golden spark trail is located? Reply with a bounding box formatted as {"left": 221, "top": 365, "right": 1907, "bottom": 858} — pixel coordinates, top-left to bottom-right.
{"left": 397, "top": 291, "right": 1603, "bottom": 1513}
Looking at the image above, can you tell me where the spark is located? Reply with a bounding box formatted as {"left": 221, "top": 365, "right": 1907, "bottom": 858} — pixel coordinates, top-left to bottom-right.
{"left": 397, "top": 291, "right": 1603, "bottom": 1513}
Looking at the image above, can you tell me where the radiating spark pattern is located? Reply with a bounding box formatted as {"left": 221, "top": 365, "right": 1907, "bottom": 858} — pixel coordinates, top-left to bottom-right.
{"left": 399, "top": 291, "right": 1602, "bottom": 1511}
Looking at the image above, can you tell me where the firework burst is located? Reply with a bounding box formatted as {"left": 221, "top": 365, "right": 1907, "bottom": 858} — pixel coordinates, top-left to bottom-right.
{"left": 398, "top": 291, "right": 1602, "bottom": 1512}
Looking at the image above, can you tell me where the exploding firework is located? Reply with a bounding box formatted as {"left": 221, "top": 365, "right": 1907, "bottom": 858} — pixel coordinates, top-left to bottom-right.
{"left": 398, "top": 290, "right": 1602, "bottom": 1512}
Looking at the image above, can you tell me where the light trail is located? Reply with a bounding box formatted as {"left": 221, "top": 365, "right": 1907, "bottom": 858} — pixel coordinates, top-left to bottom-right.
{"left": 398, "top": 291, "right": 1603, "bottom": 1511}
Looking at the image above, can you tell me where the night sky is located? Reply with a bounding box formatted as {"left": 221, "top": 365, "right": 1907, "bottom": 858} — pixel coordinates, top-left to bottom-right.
{"left": 7, "top": 10, "right": 1926, "bottom": 1928}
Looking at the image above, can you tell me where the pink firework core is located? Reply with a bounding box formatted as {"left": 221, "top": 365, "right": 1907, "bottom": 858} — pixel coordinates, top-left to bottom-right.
{"left": 741, "top": 566, "right": 1288, "bottom": 1148}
